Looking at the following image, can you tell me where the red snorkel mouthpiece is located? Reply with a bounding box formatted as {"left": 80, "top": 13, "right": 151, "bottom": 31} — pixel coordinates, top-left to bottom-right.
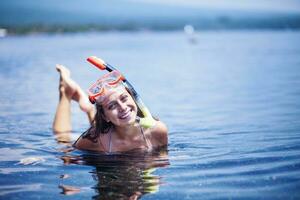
{"left": 87, "top": 56, "right": 107, "bottom": 70}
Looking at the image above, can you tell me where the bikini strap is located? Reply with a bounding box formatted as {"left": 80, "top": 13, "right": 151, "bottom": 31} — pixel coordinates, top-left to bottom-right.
{"left": 105, "top": 126, "right": 150, "bottom": 153}
{"left": 108, "top": 129, "right": 113, "bottom": 153}
{"left": 139, "top": 125, "right": 152, "bottom": 150}
{"left": 97, "top": 129, "right": 113, "bottom": 154}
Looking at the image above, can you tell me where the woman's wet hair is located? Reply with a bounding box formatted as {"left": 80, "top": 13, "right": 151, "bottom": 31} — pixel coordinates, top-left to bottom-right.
{"left": 83, "top": 88, "right": 144, "bottom": 143}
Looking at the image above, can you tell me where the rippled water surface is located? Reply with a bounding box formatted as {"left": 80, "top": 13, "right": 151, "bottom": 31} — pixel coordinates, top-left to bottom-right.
{"left": 0, "top": 31, "right": 300, "bottom": 199}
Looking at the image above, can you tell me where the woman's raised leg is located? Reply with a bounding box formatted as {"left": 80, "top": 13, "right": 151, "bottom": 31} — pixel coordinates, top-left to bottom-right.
{"left": 53, "top": 64, "right": 94, "bottom": 133}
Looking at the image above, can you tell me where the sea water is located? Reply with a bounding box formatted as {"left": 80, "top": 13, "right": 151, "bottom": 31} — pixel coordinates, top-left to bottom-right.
{"left": 0, "top": 30, "right": 300, "bottom": 199}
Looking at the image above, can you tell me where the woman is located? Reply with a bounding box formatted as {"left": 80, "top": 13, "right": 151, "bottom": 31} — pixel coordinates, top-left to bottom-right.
{"left": 53, "top": 64, "right": 168, "bottom": 153}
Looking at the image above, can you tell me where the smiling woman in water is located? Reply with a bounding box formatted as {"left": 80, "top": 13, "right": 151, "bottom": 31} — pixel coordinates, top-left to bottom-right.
{"left": 53, "top": 59, "right": 168, "bottom": 153}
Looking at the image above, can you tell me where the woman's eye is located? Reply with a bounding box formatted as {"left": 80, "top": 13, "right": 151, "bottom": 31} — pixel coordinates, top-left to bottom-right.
{"left": 108, "top": 103, "right": 117, "bottom": 110}
{"left": 121, "top": 95, "right": 128, "bottom": 102}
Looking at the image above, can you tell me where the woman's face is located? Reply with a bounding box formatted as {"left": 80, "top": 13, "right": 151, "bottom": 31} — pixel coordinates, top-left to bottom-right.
{"left": 101, "top": 88, "right": 138, "bottom": 127}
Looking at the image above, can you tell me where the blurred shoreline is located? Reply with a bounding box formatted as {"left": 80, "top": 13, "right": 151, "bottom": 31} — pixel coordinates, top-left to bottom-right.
{"left": 2, "top": 19, "right": 300, "bottom": 36}
{"left": 1, "top": 0, "right": 300, "bottom": 35}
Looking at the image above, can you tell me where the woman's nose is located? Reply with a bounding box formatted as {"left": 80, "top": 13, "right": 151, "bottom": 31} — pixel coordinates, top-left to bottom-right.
{"left": 118, "top": 101, "right": 127, "bottom": 112}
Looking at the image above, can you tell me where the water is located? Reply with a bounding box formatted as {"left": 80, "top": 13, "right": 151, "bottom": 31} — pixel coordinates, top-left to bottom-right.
{"left": 0, "top": 30, "right": 300, "bottom": 199}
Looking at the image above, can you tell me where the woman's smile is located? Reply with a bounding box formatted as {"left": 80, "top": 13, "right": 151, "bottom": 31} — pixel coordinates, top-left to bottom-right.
{"left": 119, "top": 109, "right": 132, "bottom": 120}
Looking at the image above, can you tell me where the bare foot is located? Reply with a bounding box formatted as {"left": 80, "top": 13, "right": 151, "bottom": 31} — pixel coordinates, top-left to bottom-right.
{"left": 56, "top": 64, "right": 76, "bottom": 99}
{"left": 56, "top": 64, "right": 93, "bottom": 113}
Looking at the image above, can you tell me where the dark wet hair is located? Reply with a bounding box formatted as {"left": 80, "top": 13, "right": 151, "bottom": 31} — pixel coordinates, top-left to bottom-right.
{"left": 82, "top": 88, "right": 144, "bottom": 143}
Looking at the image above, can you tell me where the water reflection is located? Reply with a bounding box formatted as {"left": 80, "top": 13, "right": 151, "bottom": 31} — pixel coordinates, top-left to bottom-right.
{"left": 58, "top": 145, "right": 169, "bottom": 199}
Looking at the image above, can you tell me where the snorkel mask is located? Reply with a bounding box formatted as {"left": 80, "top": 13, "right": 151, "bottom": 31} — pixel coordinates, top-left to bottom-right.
{"left": 87, "top": 56, "right": 156, "bottom": 128}
{"left": 88, "top": 70, "right": 125, "bottom": 104}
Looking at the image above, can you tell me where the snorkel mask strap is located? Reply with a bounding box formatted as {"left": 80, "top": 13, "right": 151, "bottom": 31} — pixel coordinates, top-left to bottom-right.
{"left": 87, "top": 56, "right": 156, "bottom": 128}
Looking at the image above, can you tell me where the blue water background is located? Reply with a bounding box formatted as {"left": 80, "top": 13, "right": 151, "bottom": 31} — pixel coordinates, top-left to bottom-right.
{"left": 0, "top": 30, "right": 300, "bottom": 199}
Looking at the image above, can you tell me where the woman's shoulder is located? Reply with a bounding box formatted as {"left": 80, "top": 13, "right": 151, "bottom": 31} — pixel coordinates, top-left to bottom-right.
{"left": 73, "top": 136, "right": 97, "bottom": 150}
{"left": 81, "top": 127, "right": 97, "bottom": 141}
{"left": 73, "top": 128, "right": 96, "bottom": 150}
{"left": 73, "top": 127, "right": 108, "bottom": 151}
{"left": 148, "top": 120, "right": 168, "bottom": 146}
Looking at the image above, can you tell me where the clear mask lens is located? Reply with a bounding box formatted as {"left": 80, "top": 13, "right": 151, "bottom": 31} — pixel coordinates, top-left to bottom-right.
{"left": 88, "top": 70, "right": 124, "bottom": 103}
